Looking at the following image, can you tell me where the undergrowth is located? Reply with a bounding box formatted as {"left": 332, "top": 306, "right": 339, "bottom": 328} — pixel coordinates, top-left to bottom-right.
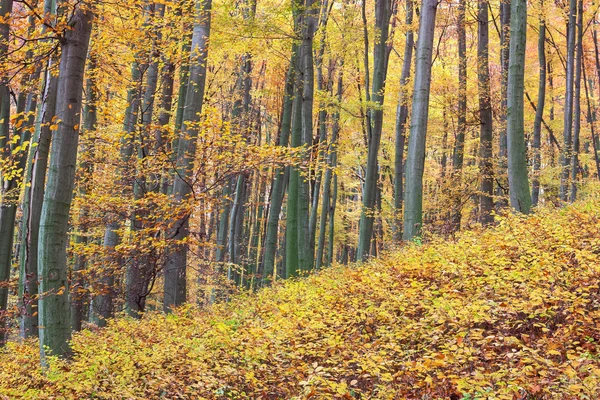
{"left": 2, "top": 194, "right": 600, "bottom": 399}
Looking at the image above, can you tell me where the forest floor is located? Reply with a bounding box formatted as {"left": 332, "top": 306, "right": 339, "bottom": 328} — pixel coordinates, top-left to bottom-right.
{"left": 2, "top": 192, "right": 600, "bottom": 399}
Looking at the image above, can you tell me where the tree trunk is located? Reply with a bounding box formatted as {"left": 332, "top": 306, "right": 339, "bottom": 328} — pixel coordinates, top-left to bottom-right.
{"left": 393, "top": 0, "right": 413, "bottom": 240}
{"left": 559, "top": 0, "right": 577, "bottom": 200}
{"left": 317, "top": 67, "right": 342, "bottom": 270}
{"left": 402, "top": 0, "right": 439, "bottom": 241}
{"left": 164, "top": 0, "right": 212, "bottom": 311}
{"left": 531, "top": 1, "right": 546, "bottom": 207}
{"left": 498, "top": 0, "right": 510, "bottom": 203}
{"left": 38, "top": 5, "right": 93, "bottom": 359}
{"left": 0, "top": 0, "right": 14, "bottom": 346}
{"left": 71, "top": 57, "right": 98, "bottom": 332}
{"left": 478, "top": 0, "right": 494, "bottom": 223}
{"left": 583, "top": 64, "right": 600, "bottom": 179}
{"left": 569, "top": 0, "right": 582, "bottom": 203}
{"left": 505, "top": 0, "right": 531, "bottom": 213}
{"left": 262, "top": 55, "right": 295, "bottom": 284}
{"left": 357, "top": 0, "right": 391, "bottom": 260}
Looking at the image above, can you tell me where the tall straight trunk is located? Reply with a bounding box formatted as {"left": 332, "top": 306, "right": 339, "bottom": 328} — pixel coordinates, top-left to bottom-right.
{"left": 0, "top": 0, "right": 14, "bottom": 346}
{"left": 71, "top": 58, "right": 98, "bottom": 332}
{"left": 316, "top": 68, "right": 342, "bottom": 270}
{"left": 38, "top": 5, "right": 93, "bottom": 359}
{"left": 286, "top": 71, "right": 303, "bottom": 278}
{"left": 583, "top": 65, "right": 600, "bottom": 179}
{"left": 559, "top": 0, "right": 577, "bottom": 200}
{"left": 174, "top": 0, "right": 194, "bottom": 136}
{"left": 506, "top": 0, "right": 531, "bottom": 213}
{"left": 127, "top": 2, "right": 167, "bottom": 318}
{"left": 308, "top": 0, "right": 330, "bottom": 260}
{"left": 164, "top": 0, "right": 212, "bottom": 310}
{"left": 453, "top": 0, "right": 467, "bottom": 172}
{"left": 262, "top": 56, "right": 295, "bottom": 284}
{"left": 295, "top": 0, "right": 317, "bottom": 272}
{"left": 402, "top": 0, "right": 438, "bottom": 241}
{"left": 478, "top": 0, "right": 494, "bottom": 223}
{"left": 569, "top": 0, "right": 582, "bottom": 202}
{"left": 393, "top": 0, "right": 413, "bottom": 240}
{"left": 18, "top": 52, "right": 60, "bottom": 339}
{"left": 326, "top": 152, "right": 338, "bottom": 266}
{"left": 498, "top": 0, "right": 510, "bottom": 196}
{"left": 228, "top": 0, "right": 255, "bottom": 273}
{"left": 215, "top": 180, "right": 232, "bottom": 264}
{"left": 450, "top": 0, "right": 467, "bottom": 230}
{"left": 357, "top": 0, "right": 391, "bottom": 260}
{"left": 531, "top": 2, "right": 546, "bottom": 207}
{"left": 91, "top": 60, "right": 140, "bottom": 326}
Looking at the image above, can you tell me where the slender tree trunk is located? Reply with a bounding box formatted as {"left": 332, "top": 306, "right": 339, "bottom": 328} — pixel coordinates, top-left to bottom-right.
{"left": 583, "top": 64, "right": 600, "bottom": 179}
{"left": 559, "top": 0, "right": 577, "bottom": 200}
{"left": 0, "top": 0, "right": 14, "bottom": 346}
{"left": 357, "top": 0, "right": 391, "bottom": 260}
{"left": 403, "top": 0, "right": 439, "bottom": 241}
{"left": 531, "top": 2, "right": 546, "bottom": 207}
{"left": 286, "top": 68, "right": 303, "bottom": 278}
{"left": 262, "top": 56, "right": 295, "bottom": 284}
{"left": 164, "top": 0, "right": 212, "bottom": 311}
{"left": 478, "top": 0, "right": 494, "bottom": 223}
{"left": 71, "top": 57, "right": 98, "bottom": 332}
{"left": 450, "top": 0, "right": 467, "bottom": 230}
{"left": 393, "top": 0, "right": 413, "bottom": 240}
{"left": 317, "top": 67, "right": 342, "bottom": 269}
{"left": 38, "top": 5, "right": 93, "bottom": 359}
{"left": 18, "top": 54, "right": 59, "bottom": 339}
{"left": 308, "top": 0, "right": 330, "bottom": 262}
{"left": 569, "top": 0, "right": 582, "bottom": 202}
{"left": 506, "top": 0, "right": 531, "bottom": 213}
{"left": 498, "top": 0, "right": 510, "bottom": 202}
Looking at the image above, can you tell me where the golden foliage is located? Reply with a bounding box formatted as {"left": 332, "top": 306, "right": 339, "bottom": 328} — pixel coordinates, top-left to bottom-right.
{"left": 2, "top": 191, "right": 600, "bottom": 398}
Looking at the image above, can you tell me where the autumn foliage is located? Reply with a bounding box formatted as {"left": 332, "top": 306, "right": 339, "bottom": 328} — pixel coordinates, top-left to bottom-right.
{"left": 0, "top": 189, "right": 599, "bottom": 399}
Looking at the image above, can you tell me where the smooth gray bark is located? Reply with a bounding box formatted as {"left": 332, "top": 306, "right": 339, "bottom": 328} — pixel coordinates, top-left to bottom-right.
{"left": 478, "top": 0, "right": 494, "bottom": 223}
{"left": 505, "top": 0, "right": 531, "bottom": 213}
{"left": 531, "top": 2, "right": 545, "bottom": 207}
{"left": 393, "top": 0, "right": 413, "bottom": 240}
{"left": 357, "top": 0, "right": 391, "bottom": 259}
{"left": 262, "top": 57, "right": 295, "bottom": 284}
{"left": 569, "top": 0, "right": 582, "bottom": 203}
{"left": 164, "top": 0, "right": 211, "bottom": 311}
{"left": 38, "top": 5, "right": 93, "bottom": 359}
{"left": 559, "top": 0, "right": 577, "bottom": 200}
{"left": 71, "top": 58, "right": 98, "bottom": 332}
{"left": 316, "top": 68, "right": 342, "bottom": 270}
{"left": 0, "top": 0, "right": 14, "bottom": 346}
{"left": 402, "top": 0, "right": 438, "bottom": 241}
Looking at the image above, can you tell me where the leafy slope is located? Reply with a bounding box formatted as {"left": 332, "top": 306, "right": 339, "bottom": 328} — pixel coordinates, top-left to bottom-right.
{"left": 2, "top": 197, "right": 600, "bottom": 399}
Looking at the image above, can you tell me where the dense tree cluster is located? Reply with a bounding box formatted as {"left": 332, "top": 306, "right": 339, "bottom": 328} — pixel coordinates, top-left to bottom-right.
{"left": 0, "top": 0, "right": 597, "bottom": 366}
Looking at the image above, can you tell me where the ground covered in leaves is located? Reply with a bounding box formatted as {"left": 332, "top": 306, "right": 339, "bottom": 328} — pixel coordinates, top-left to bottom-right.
{"left": 2, "top": 197, "right": 600, "bottom": 399}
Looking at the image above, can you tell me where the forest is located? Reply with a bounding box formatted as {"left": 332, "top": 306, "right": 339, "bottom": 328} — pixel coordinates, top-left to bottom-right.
{"left": 0, "top": 0, "right": 600, "bottom": 397}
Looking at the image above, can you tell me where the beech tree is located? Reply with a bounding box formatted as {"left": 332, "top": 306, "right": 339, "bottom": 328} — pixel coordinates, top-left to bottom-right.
{"left": 403, "top": 0, "right": 439, "bottom": 241}
{"left": 505, "top": 0, "right": 531, "bottom": 213}
{"left": 38, "top": 3, "right": 94, "bottom": 359}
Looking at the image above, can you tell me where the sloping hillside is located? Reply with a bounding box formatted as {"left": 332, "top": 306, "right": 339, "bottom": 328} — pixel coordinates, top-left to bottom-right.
{"left": 2, "top": 195, "right": 600, "bottom": 399}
